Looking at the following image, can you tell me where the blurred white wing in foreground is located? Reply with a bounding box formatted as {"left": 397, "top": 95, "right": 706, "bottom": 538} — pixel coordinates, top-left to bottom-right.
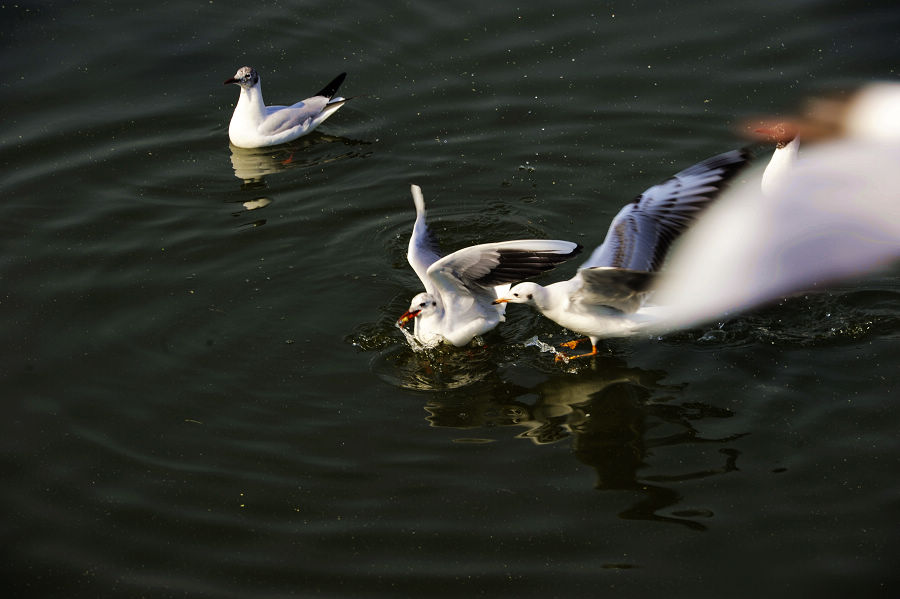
{"left": 651, "top": 83, "right": 900, "bottom": 331}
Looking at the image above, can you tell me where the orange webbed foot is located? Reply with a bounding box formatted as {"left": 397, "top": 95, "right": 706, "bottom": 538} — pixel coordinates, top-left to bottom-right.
{"left": 554, "top": 344, "right": 598, "bottom": 363}
{"left": 559, "top": 338, "right": 589, "bottom": 350}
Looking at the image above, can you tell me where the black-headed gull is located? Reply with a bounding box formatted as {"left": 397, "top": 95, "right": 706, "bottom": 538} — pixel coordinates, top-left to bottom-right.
{"left": 494, "top": 149, "right": 750, "bottom": 359}
{"left": 398, "top": 185, "right": 582, "bottom": 348}
{"left": 224, "top": 67, "right": 348, "bottom": 148}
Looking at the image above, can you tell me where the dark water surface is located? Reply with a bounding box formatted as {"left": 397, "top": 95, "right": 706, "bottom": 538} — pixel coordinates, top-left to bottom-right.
{"left": 3, "top": 0, "right": 899, "bottom": 596}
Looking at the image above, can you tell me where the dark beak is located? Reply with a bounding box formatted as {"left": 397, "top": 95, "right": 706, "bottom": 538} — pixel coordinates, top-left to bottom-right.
{"left": 224, "top": 77, "right": 237, "bottom": 85}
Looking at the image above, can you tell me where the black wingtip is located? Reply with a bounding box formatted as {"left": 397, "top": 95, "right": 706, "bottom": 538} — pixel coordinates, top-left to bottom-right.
{"left": 475, "top": 244, "right": 584, "bottom": 287}
{"left": 314, "top": 72, "right": 347, "bottom": 99}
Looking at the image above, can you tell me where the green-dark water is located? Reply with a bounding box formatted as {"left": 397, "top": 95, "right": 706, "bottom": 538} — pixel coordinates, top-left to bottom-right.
{"left": 3, "top": 1, "right": 899, "bottom": 596}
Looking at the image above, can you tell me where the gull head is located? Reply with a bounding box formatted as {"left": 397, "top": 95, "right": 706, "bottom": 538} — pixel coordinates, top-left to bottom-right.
{"left": 224, "top": 66, "right": 259, "bottom": 89}
{"left": 493, "top": 283, "right": 540, "bottom": 305}
{"left": 752, "top": 121, "right": 799, "bottom": 149}
{"left": 398, "top": 293, "right": 438, "bottom": 325}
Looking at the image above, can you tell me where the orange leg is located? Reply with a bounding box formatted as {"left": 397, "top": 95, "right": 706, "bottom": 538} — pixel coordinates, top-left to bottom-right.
{"left": 555, "top": 343, "right": 598, "bottom": 362}
{"left": 559, "top": 337, "right": 589, "bottom": 349}
{"left": 281, "top": 153, "right": 295, "bottom": 165}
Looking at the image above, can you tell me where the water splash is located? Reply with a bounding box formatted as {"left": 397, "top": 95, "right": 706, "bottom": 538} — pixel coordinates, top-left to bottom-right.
{"left": 396, "top": 322, "right": 426, "bottom": 351}
{"left": 523, "top": 336, "right": 566, "bottom": 361}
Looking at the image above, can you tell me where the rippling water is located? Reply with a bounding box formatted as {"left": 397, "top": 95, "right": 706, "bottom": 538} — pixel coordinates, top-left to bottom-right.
{"left": 3, "top": 0, "right": 899, "bottom": 596}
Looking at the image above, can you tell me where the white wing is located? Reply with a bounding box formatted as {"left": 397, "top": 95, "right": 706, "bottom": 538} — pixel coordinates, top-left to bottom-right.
{"left": 406, "top": 185, "right": 442, "bottom": 294}
{"left": 651, "top": 139, "right": 900, "bottom": 331}
{"left": 427, "top": 239, "right": 582, "bottom": 302}
{"left": 258, "top": 72, "right": 348, "bottom": 136}
{"left": 583, "top": 149, "right": 749, "bottom": 271}
{"left": 258, "top": 97, "right": 331, "bottom": 136}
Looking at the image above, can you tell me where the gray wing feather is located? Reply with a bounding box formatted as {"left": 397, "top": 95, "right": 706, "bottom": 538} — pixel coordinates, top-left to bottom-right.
{"left": 259, "top": 96, "right": 330, "bottom": 136}
{"left": 584, "top": 149, "right": 749, "bottom": 271}
{"left": 573, "top": 267, "right": 655, "bottom": 313}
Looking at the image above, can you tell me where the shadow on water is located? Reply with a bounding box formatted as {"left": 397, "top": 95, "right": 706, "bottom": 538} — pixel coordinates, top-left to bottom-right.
{"left": 350, "top": 281, "right": 898, "bottom": 531}
{"left": 371, "top": 338, "right": 746, "bottom": 530}
{"left": 432, "top": 359, "right": 745, "bottom": 531}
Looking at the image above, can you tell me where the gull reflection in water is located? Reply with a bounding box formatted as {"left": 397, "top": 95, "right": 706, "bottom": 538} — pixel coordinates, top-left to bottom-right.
{"left": 229, "top": 133, "right": 370, "bottom": 186}
{"left": 226, "top": 133, "right": 371, "bottom": 229}
{"left": 424, "top": 356, "right": 745, "bottom": 531}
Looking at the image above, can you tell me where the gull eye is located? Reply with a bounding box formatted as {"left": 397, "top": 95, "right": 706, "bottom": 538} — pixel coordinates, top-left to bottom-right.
{"left": 419, "top": 302, "right": 426, "bottom": 307}
{"left": 431, "top": 301, "right": 436, "bottom": 306}
{"left": 513, "top": 293, "right": 519, "bottom": 297}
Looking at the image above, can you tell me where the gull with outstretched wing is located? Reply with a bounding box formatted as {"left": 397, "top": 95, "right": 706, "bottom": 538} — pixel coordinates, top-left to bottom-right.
{"left": 495, "top": 149, "right": 749, "bottom": 359}
{"left": 398, "top": 185, "right": 582, "bottom": 348}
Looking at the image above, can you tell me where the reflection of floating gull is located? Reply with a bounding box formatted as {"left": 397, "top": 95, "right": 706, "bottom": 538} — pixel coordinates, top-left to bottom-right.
{"left": 398, "top": 185, "right": 581, "bottom": 348}
{"left": 494, "top": 150, "right": 749, "bottom": 359}
{"left": 242, "top": 198, "right": 271, "bottom": 211}
{"left": 652, "top": 83, "right": 900, "bottom": 331}
{"left": 229, "top": 134, "right": 369, "bottom": 183}
{"left": 224, "top": 66, "right": 349, "bottom": 148}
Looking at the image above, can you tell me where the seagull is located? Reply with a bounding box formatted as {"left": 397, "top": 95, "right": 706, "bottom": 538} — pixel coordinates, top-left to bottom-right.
{"left": 755, "top": 122, "right": 800, "bottom": 196}
{"left": 224, "top": 67, "right": 348, "bottom": 148}
{"left": 398, "top": 185, "right": 582, "bottom": 348}
{"left": 650, "top": 83, "right": 900, "bottom": 331}
{"left": 493, "top": 149, "right": 750, "bottom": 359}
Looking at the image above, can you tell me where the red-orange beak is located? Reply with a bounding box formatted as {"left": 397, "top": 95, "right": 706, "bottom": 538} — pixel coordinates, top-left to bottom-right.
{"left": 398, "top": 309, "right": 421, "bottom": 325}
{"left": 492, "top": 298, "right": 509, "bottom": 305}
{"left": 749, "top": 121, "right": 798, "bottom": 144}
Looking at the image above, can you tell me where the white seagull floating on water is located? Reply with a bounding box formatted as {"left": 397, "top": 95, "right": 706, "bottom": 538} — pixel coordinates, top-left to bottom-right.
{"left": 398, "top": 185, "right": 582, "bottom": 348}
{"left": 224, "top": 66, "right": 348, "bottom": 148}
{"left": 494, "top": 149, "right": 750, "bottom": 360}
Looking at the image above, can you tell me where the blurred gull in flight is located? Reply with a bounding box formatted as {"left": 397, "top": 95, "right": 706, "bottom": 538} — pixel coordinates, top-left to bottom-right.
{"left": 651, "top": 82, "right": 900, "bottom": 331}
{"left": 494, "top": 149, "right": 749, "bottom": 359}
{"left": 224, "top": 67, "right": 348, "bottom": 148}
{"left": 398, "top": 185, "right": 581, "bottom": 348}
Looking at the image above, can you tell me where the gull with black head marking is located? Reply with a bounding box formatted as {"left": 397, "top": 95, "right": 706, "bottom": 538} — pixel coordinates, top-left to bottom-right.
{"left": 494, "top": 149, "right": 750, "bottom": 360}
{"left": 224, "top": 66, "right": 349, "bottom": 148}
{"left": 398, "top": 185, "right": 582, "bottom": 349}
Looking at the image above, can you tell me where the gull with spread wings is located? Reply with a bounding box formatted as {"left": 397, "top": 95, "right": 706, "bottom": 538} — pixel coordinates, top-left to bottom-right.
{"left": 494, "top": 149, "right": 749, "bottom": 359}
{"left": 398, "top": 185, "right": 582, "bottom": 348}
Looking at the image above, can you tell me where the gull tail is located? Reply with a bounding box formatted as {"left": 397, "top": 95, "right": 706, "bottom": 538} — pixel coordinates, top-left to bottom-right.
{"left": 314, "top": 72, "right": 347, "bottom": 99}
{"left": 314, "top": 98, "right": 348, "bottom": 125}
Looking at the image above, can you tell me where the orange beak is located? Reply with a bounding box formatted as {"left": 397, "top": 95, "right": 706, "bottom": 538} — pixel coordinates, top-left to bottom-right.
{"left": 748, "top": 121, "right": 799, "bottom": 144}
{"left": 398, "top": 309, "right": 421, "bottom": 325}
{"left": 492, "top": 298, "right": 509, "bottom": 305}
